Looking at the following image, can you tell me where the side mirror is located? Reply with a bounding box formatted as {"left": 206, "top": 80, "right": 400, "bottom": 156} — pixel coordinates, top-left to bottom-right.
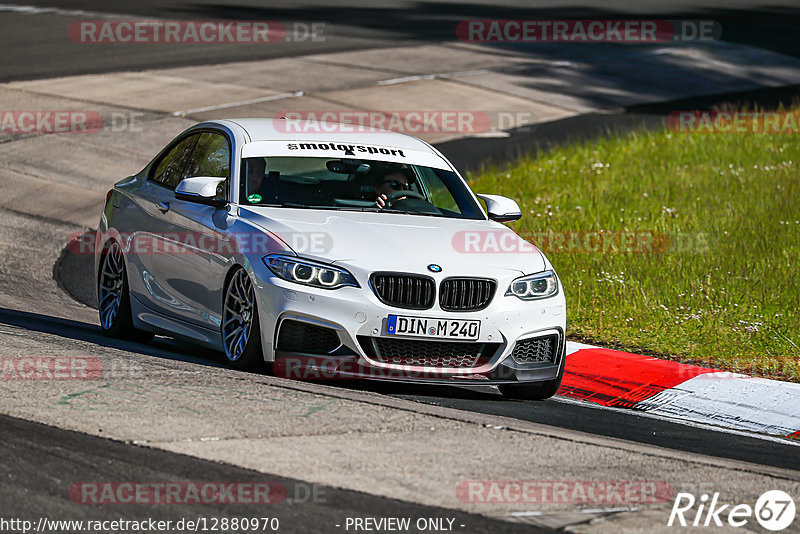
{"left": 175, "top": 176, "right": 227, "bottom": 208}
{"left": 476, "top": 194, "right": 522, "bottom": 222}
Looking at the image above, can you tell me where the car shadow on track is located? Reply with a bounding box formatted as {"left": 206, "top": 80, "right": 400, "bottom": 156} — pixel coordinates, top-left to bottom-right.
{"left": 0, "top": 306, "right": 230, "bottom": 369}
{"left": 0, "top": 306, "right": 502, "bottom": 401}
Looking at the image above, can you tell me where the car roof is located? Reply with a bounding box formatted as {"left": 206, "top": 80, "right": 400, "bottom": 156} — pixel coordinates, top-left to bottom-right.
{"left": 215, "top": 118, "right": 437, "bottom": 153}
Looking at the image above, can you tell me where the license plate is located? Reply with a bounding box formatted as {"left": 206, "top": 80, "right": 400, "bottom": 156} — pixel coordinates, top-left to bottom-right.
{"left": 386, "top": 315, "right": 480, "bottom": 340}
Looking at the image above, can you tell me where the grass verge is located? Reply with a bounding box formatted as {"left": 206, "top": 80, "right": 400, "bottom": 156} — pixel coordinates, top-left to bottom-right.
{"left": 468, "top": 118, "right": 800, "bottom": 381}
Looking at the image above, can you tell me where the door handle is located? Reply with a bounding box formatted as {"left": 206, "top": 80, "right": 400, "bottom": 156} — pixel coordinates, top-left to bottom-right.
{"left": 157, "top": 201, "right": 170, "bottom": 213}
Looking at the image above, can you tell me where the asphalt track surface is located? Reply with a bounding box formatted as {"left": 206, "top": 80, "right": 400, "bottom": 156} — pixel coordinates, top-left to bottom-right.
{"left": 441, "top": 84, "right": 800, "bottom": 172}
{"left": 0, "top": 413, "right": 549, "bottom": 534}
{"left": 1, "top": 0, "right": 800, "bottom": 81}
{"left": 356, "top": 385, "right": 800, "bottom": 473}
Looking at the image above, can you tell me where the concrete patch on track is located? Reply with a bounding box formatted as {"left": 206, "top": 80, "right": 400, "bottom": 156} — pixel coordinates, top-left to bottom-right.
{"left": 0, "top": 113, "right": 192, "bottom": 190}
{"left": 7, "top": 72, "right": 287, "bottom": 114}
{"left": 4, "top": 40, "right": 800, "bottom": 147}
{"left": 0, "top": 106, "right": 193, "bottom": 225}
{"left": 156, "top": 57, "right": 400, "bottom": 93}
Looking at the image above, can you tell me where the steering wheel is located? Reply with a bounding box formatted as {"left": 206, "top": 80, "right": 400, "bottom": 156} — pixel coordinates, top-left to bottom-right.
{"left": 383, "top": 189, "right": 426, "bottom": 205}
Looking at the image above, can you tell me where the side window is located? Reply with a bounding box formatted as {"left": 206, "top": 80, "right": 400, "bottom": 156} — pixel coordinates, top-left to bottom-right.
{"left": 184, "top": 132, "right": 230, "bottom": 178}
{"left": 150, "top": 134, "right": 199, "bottom": 190}
{"left": 183, "top": 132, "right": 231, "bottom": 200}
{"left": 417, "top": 167, "right": 460, "bottom": 214}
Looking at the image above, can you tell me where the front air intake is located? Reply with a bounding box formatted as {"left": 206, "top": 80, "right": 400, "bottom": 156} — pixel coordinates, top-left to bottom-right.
{"left": 276, "top": 319, "right": 341, "bottom": 354}
{"left": 510, "top": 334, "right": 560, "bottom": 364}
{"left": 358, "top": 336, "right": 499, "bottom": 368}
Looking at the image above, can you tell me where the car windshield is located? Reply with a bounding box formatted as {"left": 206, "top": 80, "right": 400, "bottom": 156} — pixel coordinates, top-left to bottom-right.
{"left": 240, "top": 157, "right": 485, "bottom": 220}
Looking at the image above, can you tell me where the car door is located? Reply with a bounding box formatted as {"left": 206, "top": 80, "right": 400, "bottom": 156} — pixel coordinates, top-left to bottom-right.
{"left": 126, "top": 133, "right": 201, "bottom": 319}
{"left": 154, "top": 130, "right": 234, "bottom": 330}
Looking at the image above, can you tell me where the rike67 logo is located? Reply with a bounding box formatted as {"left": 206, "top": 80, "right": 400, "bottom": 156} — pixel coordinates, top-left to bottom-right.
{"left": 668, "top": 490, "right": 796, "bottom": 531}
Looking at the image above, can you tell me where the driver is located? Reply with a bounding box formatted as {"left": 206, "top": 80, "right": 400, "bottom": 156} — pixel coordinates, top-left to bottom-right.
{"left": 244, "top": 157, "right": 280, "bottom": 204}
{"left": 374, "top": 166, "right": 416, "bottom": 209}
{"left": 246, "top": 157, "right": 267, "bottom": 194}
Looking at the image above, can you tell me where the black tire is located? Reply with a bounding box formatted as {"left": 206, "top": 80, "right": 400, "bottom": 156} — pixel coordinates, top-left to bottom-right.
{"left": 221, "top": 268, "right": 263, "bottom": 370}
{"left": 499, "top": 347, "right": 566, "bottom": 400}
{"left": 97, "top": 242, "right": 154, "bottom": 343}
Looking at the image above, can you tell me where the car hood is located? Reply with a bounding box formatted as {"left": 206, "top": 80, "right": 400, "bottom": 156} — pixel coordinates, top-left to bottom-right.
{"left": 238, "top": 206, "right": 545, "bottom": 277}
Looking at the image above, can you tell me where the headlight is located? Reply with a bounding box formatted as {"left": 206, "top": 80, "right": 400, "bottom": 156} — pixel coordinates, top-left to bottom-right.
{"left": 506, "top": 270, "right": 559, "bottom": 300}
{"left": 264, "top": 254, "right": 359, "bottom": 289}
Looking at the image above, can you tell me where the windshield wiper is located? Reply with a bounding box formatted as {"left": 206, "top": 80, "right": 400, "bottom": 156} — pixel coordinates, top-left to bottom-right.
{"left": 252, "top": 202, "right": 321, "bottom": 209}
{"left": 248, "top": 203, "right": 445, "bottom": 216}
{"left": 381, "top": 209, "right": 445, "bottom": 218}
{"left": 252, "top": 203, "right": 382, "bottom": 211}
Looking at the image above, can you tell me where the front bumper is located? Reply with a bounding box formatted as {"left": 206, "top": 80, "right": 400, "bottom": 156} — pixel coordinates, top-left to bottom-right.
{"left": 251, "top": 265, "right": 567, "bottom": 385}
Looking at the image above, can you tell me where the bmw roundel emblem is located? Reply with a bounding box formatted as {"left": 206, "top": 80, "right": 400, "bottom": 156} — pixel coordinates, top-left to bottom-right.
{"left": 427, "top": 264, "right": 442, "bottom": 273}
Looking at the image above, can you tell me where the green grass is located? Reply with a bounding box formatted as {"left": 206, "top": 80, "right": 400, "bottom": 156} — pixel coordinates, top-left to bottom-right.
{"left": 468, "top": 122, "right": 800, "bottom": 381}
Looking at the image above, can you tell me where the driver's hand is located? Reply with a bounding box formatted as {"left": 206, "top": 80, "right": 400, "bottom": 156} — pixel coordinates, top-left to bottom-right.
{"left": 376, "top": 194, "right": 387, "bottom": 209}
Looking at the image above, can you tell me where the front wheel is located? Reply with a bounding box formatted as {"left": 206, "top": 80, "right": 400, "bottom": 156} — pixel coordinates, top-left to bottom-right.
{"left": 499, "top": 350, "right": 566, "bottom": 400}
{"left": 97, "top": 241, "right": 154, "bottom": 343}
{"left": 221, "top": 268, "right": 263, "bottom": 369}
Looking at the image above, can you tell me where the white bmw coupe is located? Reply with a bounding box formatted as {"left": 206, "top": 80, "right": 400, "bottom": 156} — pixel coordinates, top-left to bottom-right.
{"left": 95, "top": 119, "right": 566, "bottom": 399}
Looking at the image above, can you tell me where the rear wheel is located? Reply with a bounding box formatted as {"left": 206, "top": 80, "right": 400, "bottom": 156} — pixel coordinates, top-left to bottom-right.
{"left": 97, "top": 241, "right": 154, "bottom": 343}
{"left": 499, "top": 348, "right": 565, "bottom": 400}
{"left": 221, "top": 268, "right": 263, "bottom": 369}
